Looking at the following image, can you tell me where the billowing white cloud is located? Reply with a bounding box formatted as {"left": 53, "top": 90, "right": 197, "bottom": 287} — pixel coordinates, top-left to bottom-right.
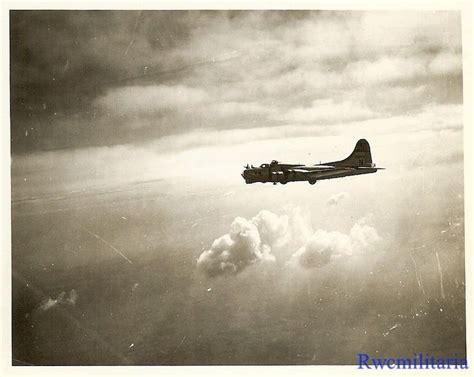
{"left": 198, "top": 208, "right": 382, "bottom": 276}
{"left": 291, "top": 217, "right": 381, "bottom": 269}
{"left": 284, "top": 206, "right": 314, "bottom": 245}
{"left": 197, "top": 209, "right": 299, "bottom": 277}
{"left": 350, "top": 217, "right": 382, "bottom": 252}
{"left": 197, "top": 215, "right": 277, "bottom": 277}
{"left": 251, "top": 210, "right": 290, "bottom": 247}
{"left": 292, "top": 230, "right": 353, "bottom": 269}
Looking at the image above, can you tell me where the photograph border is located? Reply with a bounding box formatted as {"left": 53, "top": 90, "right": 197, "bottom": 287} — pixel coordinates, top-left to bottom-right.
{"left": 1, "top": 1, "right": 472, "bottom": 376}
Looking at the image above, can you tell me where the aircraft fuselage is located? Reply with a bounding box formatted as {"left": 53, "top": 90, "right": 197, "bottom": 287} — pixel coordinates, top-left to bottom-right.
{"left": 241, "top": 139, "right": 383, "bottom": 185}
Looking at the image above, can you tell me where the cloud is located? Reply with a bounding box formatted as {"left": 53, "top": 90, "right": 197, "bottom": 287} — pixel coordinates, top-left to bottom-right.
{"left": 280, "top": 99, "right": 376, "bottom": 124}
{"left": 350, "top": 217, "right": 382, "bottom": 252}
{"left": 284, "top": 206, "right": 314, "bottom": 245}
{"left": 291, "top": 217, "right": 381, "bottom": 269}
{"left": 292, "top": 230, "right": 352, "bottom": 268}
{"left": 355, "top": 11, "right": 461, "bottom": 53}
{"left": 11, "top": 100, "right": 463, "bottom": 202}
{"left": 197, "top": 210, "right": 297, "bottom": 277}
{"left": 279, "top": 13, "right": 355, "bottom": 64}
{"left": 198, "top": 208, "right": 381, "bottom": 276}
{"left": 355, "top": 85, "right": 428, "bottom": 114}
{"left": 95, "top": 85, "right": 209, "bottom": 116}
{"left": 259, "top": 66, "right": 341, "bottom": 93}
{"left": 197, "top": 215, "right": 277, "bottom": 277}
{"left": 11, "top": 11, "right": 462, "bottom": 153}
{"left": 412, "top": 149, "right": 464, "bottom": 167}
{"left": 327, "top": 192, "right": 349, "bottom": 206}
{"left": 251, "top": 210, "right": 290, "bottom": 247}
{"left": 428, "top": 51, "right": 462, "bottom": 76}
{"left": 208, "top": 101, "right": 275, "bottom": 119}
{"left": 37, "top": 289, "right": 78, "bottom": 312}
{"left": 345, "top": 56, "right": 426, "bottom": 85}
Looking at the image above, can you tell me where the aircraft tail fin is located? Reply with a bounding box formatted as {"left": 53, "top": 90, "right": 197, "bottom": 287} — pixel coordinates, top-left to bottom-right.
{"left": 332, "top": 139, "right": 373, "bottom": 167}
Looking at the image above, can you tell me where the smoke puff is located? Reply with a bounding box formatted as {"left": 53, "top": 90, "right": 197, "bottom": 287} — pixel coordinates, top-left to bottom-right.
{"left": 68, "top": 289, "right": 78, "bottom": 305}
{"left": 327, "top": 192, "right": 349, "bottom": 205}
{"left": 292, "top": 217, "right": 381, "bottom": 269}
{"left": 37, "top": 289, "right": 78, "bottom": 312}
{"left": 39, "top": 297, "right": 62, "bottom": 312}
{"left": 197, "top": 216, "right": 276, "bottom": 277}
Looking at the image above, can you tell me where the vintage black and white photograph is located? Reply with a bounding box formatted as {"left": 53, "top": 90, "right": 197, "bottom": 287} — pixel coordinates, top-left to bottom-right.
{"left": 7, "top": 7, "right": 468, "bottom": 368}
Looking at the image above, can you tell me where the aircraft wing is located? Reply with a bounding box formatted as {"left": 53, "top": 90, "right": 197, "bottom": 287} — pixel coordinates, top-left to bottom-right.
{"left": 279, "top": 163, "right": 306, "bottom": 169}
{"left": 303, "top": 166, "right": 383, "bottom": 180}
{"left": 294, "top": 167, "right": 362, "bottom": 180}
{"left": 287, "top": 165, "right": 336, "bottom": 173}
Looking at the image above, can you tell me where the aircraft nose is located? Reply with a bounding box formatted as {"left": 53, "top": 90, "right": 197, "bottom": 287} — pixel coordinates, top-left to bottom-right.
{"left": 241, "top": 170, "right": 250, "bottom": 183}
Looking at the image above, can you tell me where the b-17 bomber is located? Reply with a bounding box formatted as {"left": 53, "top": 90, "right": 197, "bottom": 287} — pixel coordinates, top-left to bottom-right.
{"left": 241, "top": 139, "right": 384, "bottom": 185}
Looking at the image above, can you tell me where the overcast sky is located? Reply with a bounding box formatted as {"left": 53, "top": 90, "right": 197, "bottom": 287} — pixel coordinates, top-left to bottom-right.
{"left": 10, "top": 10, "right": 463, "bottom": 197}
